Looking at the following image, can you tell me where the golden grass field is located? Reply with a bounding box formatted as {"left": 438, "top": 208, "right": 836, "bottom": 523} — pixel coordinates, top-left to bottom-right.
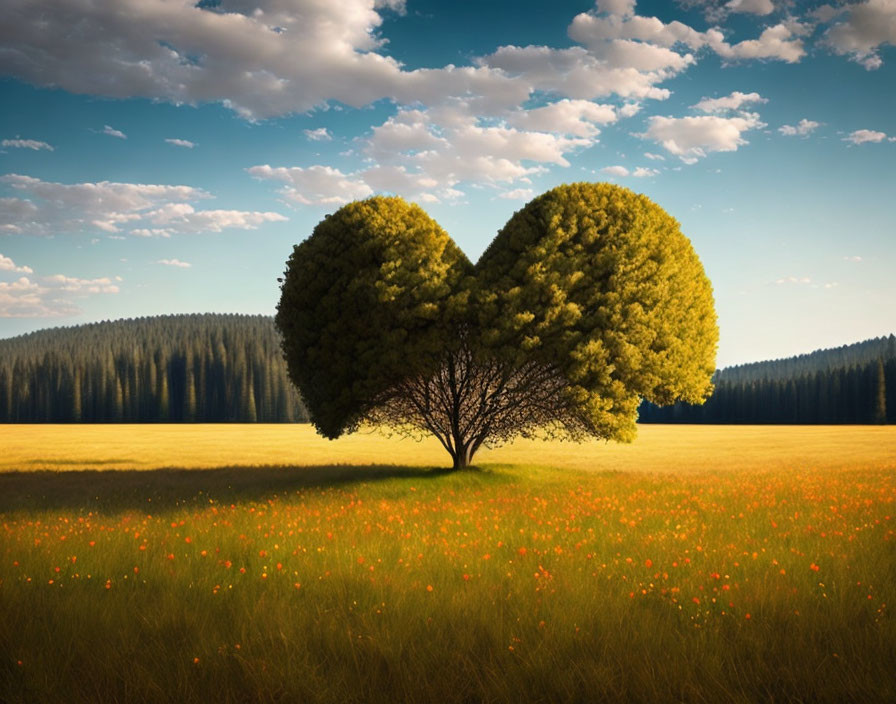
{"left": 3, "top": 423, "right": 895, "bottom": 473}
{"left": 1, "top": 424, "right": 894, "bottom": 703}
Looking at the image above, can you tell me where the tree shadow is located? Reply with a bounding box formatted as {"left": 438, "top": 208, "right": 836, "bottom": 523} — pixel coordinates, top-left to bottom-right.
{"left": 0, "top": 463, "right": 461, "bottom": 514}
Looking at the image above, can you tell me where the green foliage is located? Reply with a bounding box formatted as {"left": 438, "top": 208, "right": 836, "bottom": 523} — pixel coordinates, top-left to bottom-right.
{"left": 276, "top": 184, "right": 718, "bottom": 463}
{"left": 276, "top": 197, "right": 471, "bottom": 439}
{"left": 473, "top": 183, "right": 718, "bottom": 442}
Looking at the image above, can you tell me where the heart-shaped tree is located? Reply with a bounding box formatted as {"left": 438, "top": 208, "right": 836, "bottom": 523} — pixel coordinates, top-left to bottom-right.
{"left": 276, "top": 183, "right": 718, "bottom": 469}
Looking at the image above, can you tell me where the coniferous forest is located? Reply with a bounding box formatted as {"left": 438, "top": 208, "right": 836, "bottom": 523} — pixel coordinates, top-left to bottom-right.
{"left": 0, "top": 314, "right": 892, "bottom": 424}
{"left": 0, "top": 314, "right": 307, "bottom": 423}
{"left": 639, "top": 335, "right": 896, "bottom": 424}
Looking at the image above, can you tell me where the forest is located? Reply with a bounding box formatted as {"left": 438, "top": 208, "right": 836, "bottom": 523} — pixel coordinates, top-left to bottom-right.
{"left": 639, "top": 335, "right": 896, "bottom": 424}
{"left": 0, "top": 314, "right": 892, "bottom": 424}
{"left": 0, "top": 314, "right": 307, "bottom": 423}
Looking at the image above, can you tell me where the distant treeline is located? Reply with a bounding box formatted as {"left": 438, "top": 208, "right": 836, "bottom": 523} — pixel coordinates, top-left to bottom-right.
{"left": 0, "top": 314, "right": 307, "bottom": 422}
{"left": 639, "top": 335, "right": 896, "bottom": 424}
{"left": 2, "top": 315, "right": 893, "bottom": 425}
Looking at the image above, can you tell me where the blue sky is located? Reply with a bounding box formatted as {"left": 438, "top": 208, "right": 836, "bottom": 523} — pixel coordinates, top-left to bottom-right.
{"left": 0, "top": 0, "right": 894, "bottom": 367}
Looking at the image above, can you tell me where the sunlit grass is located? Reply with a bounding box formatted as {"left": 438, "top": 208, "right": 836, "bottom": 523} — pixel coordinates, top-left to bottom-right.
{"left": 3, "top": 423, "right": 895, "bottom": 473}
{"left": 1, "top": 425, "right": 894, "bottom": 703}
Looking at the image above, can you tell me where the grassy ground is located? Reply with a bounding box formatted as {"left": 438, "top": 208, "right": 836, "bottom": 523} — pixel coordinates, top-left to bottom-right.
{"left": 1, "top": 425, "right": 894, "bottom": 703}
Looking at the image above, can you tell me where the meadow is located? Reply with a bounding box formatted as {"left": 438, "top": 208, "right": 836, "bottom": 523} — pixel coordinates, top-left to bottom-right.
{"left": 1, "top": 425, "right": 894, "bottom": 703}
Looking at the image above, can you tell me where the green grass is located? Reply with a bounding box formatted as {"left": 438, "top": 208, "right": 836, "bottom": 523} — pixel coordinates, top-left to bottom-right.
{"left": 1, "top": 425, "right": 894, "bottom": 703}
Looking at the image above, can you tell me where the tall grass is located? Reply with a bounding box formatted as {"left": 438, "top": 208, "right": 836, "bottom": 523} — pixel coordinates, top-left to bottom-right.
{"left": 1, "top": 426, "right": 894, "bottom": 703}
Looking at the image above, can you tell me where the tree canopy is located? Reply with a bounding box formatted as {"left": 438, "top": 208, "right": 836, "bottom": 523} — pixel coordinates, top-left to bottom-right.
{"left": 276, "top": 183, "right": 718, "bottom": 468}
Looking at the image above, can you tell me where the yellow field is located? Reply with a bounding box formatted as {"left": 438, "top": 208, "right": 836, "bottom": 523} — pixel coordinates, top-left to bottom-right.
{"left": 2, "top": 424, "right": 894, "bottom": 703}
{"left": 2, "top": 423, "right": 895, "bottom": 474}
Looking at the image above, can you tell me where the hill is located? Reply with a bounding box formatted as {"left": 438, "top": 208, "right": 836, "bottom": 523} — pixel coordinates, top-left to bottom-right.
{"left": 1, "top": 315, "right": 892, "bottom": 424}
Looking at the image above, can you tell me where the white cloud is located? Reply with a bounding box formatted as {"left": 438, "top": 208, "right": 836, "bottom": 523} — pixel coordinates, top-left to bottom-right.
{"left": 44, "top": 274, "right": 121, "bottom": 293}
{"left": 0, "top": 174, "right": 287, "bottom": 236}
{"left": 0, "top": 253, "right": 33, "bottom": 274}
{"left": 0, "top": 0, "right": 808, "bottom": 205}
{"left": 693, "top": 91, "right": 767, "bottom": 113}
{"left": 600, "top": 165, "right": 659, "bottom": 178}
{"left": 725, "top": 0, "right": 775, "bottom": 16}
{"left": 157, "top": 258, "right": 191, "bottom": 268}
{"left": 507, "top": 99, "right": 618, "bottom": 137}
{"left": 844, "top": 129, "right": 889, "bottom": 144}
{"left": 253, "top": 101, "right": 600, "bottom": 205}
{"left": 638, "top": 113, "right": 766, "bottom": 162}
{"left": 304, "top": 127, "right": 333, "bottom": 142}
{"left": 497, "top": 188, "right": 535, "bottom": 200}
{"left": 568, "top": 9, "right": 707, "bottom": 51}
{"left": 2, "top": 138, "right": 53, "bottom": 151}
{"left": 570, "top": 5, "right": 802, "bottom": 64}
{"left": 601, "top": 165, "right": 630, "bottom": 177}
{"left": 644, "top": 152, "right": 665, "bottom": 160}
{"left": 0, "top": 277, "right": 69, "bottom": 317}
{"left": 145, "top": 204, "right": 287, "bottom": 232}
{"left": 479, "top": 45, "right": 678, "bottom": 102}
{"left": 248, "top": 164, "right": 374, "bottom": 205}
{"left": 102, "top": 125, "right": 127, "bottom": 139}
{"left": 0, "top": 270, "right": 121, "bottom": 318}
{"left": 844, "top": 255, "right": 863, "bottom": 262}
{"left": 165, "top": 138, "right": 195, "bottom": 148}
{"left": 824, "top": 0, "right": 896, "bottom": 69}
{"left": 778, "top": 119, "right": 820, "bottom": 136}
{"left": 708, "top": 24, "right": 806, "bottom": 63}
{"left": 775, "top": 276, "right": 812, "bottom": 284}
{"left": 0, "top": 0, "right": 526, "bottom": 121}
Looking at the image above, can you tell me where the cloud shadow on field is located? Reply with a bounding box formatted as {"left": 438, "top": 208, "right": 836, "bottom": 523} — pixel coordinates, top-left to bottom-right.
{"left": 0, "top": 464, "right": 464, "bottom": 514}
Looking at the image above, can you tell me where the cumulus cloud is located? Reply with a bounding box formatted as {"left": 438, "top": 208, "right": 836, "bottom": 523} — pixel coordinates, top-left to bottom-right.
{"left": 0, "top": 253, "right": 33, "bottom": 274}
{"left": 43, "top": 274, "right": 121, "bottom": 293}
{"left": 843, "top": 129, "right": 889, "bottom": 144}
{"left": 0, "top": 0, "right": 816, "bottom": 206}
{"left": 478, "top": 45, "right": 680, "bottom": 102}
{"left": 165, "top": 138, "right": 196, "bottom": 148}
{"left": 570, "top": 4, "right": 803, "bottom": 64}
{"left": 0, "top": 174, "right": 287, "bottom": 236}
{"left": 0, "top": 0, "right": 514, "bottom": 120}
{"left": 638, "top": 112, "right": 766, "bottom": 162}
{"left": 600, "top": 164, "right": 658, "bottom": 177}
{"left": 824, "top": 0, "right": 896, "bottom": 69}
{"left": 507, "top": 99, "right": 618, "bottom": 137}
{"left": 252, "top": 102, "right": 599, "bottom": 204}
{"left": 2, "top": 138, "right": 53, "bottom": 151}
{"left": 725, "top": 0, "right": 775, "bottom": 16}
{"left": 497, "top": 188, "right": 535, "bottom": 200}
{"left": 693, "top": 91, "right": 767, "bottom": 113}
{"left": 707, "top": 24, "right": 806, "bottom": 63}
{"left": 248, "top": 165, "right": 374, "bottom": 205}
{"left": 158, "top": 258, "right": 191, "bottom": 268}
{"left": 102, "top": 125, "right": 127, "bottom": 139}
{"left": 601, "top": 165, "right": 631, "bottom": 177}
{"left": 779, "top": 118, "right": 820, "bottom": 136}
{"left": 0, "top": 271, "right": 121, "bottom": 318}
{"left": 304, "top": 127, "right": 332, "bottom": 142}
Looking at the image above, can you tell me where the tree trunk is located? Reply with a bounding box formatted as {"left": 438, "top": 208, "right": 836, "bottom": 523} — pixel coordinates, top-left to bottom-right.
{"left": 452, "top": 443, "right": 476, "bottom": 470}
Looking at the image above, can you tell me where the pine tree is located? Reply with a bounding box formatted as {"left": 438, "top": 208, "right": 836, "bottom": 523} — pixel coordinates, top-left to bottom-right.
{"left": 873, "top": 359, "right": 887, "bottom": 424}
